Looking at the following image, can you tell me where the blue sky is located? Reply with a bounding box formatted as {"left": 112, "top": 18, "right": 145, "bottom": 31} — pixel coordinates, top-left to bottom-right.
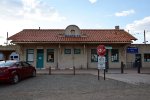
{"left": 0, "top": 0, "right": 150, "bottom": 45}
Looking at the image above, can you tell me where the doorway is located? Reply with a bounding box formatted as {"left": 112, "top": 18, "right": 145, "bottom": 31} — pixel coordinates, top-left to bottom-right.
{"left": 36, "top": 49, "right": 44, "bottom": 68}
{"left": 135, "top": 54, "right": 142, "bottom": 68}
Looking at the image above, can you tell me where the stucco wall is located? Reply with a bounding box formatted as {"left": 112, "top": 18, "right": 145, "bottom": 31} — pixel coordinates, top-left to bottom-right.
{"left": 15, "top": 43, "right": 135, "bottom": 69}
{"left": 126, "top": 44, "right": 150, "bottom": 68}
{"left": 19, "top": 44, "right": 88, "bottom": 69}
{"left": 58, "top": 44, "right": 87, "bottom": 69}
{"left": 87, "top": 45, "right": 127, "bottom": 69}
{"left": 4, "top": 43, "right": 150, "bottom": 69}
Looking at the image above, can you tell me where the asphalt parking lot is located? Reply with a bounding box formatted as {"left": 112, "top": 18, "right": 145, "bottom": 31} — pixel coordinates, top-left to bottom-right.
{"left": 0, "top": 74, "right": 150, "bottom": 100}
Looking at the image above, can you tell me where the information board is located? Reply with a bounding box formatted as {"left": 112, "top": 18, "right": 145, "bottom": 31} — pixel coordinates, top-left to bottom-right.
{"left": 98, "top": 56, "right": 105, "bottom": 69}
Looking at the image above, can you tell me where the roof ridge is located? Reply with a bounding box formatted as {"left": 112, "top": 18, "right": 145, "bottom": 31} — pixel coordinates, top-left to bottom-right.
{"left": 23, "top": 29, "right": 65, "bottom": 31}
{"left": 22, "top": 29, "right": 124, "bottom": 31}
{"left": 81, "top": 29, "right": 124, "bottom": 31}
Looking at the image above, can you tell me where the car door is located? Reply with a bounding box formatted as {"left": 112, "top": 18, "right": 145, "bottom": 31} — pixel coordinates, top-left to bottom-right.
{"left": 15, "top": 62, "right": 26, "bottom": 78}
{"left": 22, "top": 62, "right": 32, "bottom": 77}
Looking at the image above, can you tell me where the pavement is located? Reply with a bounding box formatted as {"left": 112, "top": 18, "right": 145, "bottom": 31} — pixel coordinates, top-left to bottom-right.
{"left": 36, "top": 68, "right": 150, "bottom": 85}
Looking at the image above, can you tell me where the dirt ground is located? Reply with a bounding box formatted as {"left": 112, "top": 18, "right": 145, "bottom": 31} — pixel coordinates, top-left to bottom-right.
{"left": 0, "top": 74, "right": 150, "bottom": 100}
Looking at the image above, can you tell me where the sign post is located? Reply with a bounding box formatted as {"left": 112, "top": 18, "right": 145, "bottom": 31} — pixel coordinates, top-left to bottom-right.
{"left": 97, "top": 45, "right": 106, "bottom": 80}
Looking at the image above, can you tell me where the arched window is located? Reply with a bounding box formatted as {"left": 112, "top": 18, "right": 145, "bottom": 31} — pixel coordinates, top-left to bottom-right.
{"left": 71, "top": 29, "right": 75, "bottom": 35}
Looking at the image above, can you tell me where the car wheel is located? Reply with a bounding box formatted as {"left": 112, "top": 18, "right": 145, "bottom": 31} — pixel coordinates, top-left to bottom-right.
{"left": 32, "top": 70, "right": 36, "bottom": 77}
{"left": 12, "top": 74, "right": 19, "bottom": 84}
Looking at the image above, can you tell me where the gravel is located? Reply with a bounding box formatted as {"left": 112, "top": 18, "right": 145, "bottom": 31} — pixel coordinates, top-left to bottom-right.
{"left": 0, "top": 74, "right": 150, "bottom": 100}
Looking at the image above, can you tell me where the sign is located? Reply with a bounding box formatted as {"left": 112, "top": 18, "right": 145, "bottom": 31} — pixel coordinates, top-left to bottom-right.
{"left": 127, "top": 47, "right": 138, "bottom": 53}
{"left": 98, "top": 56, "right": 105, "bottom": 69}
{"left": 105, "top": 46, "right": 112, "bottom": 49}
{"left": 97, "top": 45, "right": 106, "bottom": 56}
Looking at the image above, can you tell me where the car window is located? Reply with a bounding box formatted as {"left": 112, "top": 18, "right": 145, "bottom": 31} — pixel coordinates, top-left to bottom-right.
{"left": 22, "top": 62, "right": 30, "bottom": 67}
{"left": 0, "top": 61, "right": 16, "bottom": 67}
{"left": 14, "top": 62, "right": 22, "bottom": 67}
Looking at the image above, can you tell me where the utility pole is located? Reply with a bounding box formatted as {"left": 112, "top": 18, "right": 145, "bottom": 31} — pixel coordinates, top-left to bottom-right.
{"left": 143, "top": 30, "right": 148, "bottom": 44}
{"left": 7, "top": 32, "right": 8, "bottom": 45}
{"left": 4, "top": 32, "right": 9, "bottom": 45}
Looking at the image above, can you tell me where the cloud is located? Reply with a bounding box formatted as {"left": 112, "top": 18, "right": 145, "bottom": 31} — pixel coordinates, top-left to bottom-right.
{"left": 115, "top": 9, "right": 135, "bottom": 17}
{"left": 126, "top": 16, "right": 150, "bottom": 32}
{"left": 0, "top": 36, "right": 4, "bottom": 39}
{"left": 125, "top": 16, "right": 150, "bottom": 43}
{"left": 0, "top": 0, "right": 66, "bottom": 22}
{"left": 89, "top": 0, "right": 98, "bottom": 4}
{"left": 0, "top": 0, "right": 67, "bottom": 45}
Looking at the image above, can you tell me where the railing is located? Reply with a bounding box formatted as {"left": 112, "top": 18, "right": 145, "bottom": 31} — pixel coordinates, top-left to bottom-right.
{"left": 126, "top": 62, "right": 135, "bottom": 68}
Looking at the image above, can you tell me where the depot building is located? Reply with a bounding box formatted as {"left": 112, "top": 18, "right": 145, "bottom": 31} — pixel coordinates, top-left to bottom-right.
{"left": 8, "top": 25, "right": 136, "bottom": 69}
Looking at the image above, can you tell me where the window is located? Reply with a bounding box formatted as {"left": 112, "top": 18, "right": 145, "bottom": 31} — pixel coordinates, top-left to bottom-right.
{"left": 71, "top": 29, "right": 75, "bottom": 35}
{"left": 111, "top": 49, "right": 119, "bottom": 62}
{"left": 64, "top": 49, "right": 71, "bottom": 54}
{"left": 144, "top": 54, "right": 150, "bottom": 62}
{"left": 14, "top": 56, "right": 18, "bottom": 58}
{"left": 22, "top": 62, "right": 30, "bottom": 67}
{"left": 91, "top": 49, "right": 98, "bottom": 62}
{"left": 74, "top": 49, "right": 81, "bottom": 54}
{"left": 14, "top": 62, "right": 22, "bottom": 67}
{"left": 47, "top": 49, "right": 54, "bottom": 62}
{"left": 26, "top": 49, "right": 34, "bottom": 62}
{"left": 10, "top": 56, "right": 13, "bottom": 59}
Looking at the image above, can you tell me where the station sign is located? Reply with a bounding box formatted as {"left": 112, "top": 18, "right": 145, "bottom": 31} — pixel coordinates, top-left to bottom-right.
{"left": 127, "top": 47, "right": 138, "bottom": 53}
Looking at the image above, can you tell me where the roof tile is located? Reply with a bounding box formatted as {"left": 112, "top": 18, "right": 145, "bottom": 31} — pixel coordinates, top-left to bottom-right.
{"left": 8, "top": 29, "right": 137, "bottom": 43}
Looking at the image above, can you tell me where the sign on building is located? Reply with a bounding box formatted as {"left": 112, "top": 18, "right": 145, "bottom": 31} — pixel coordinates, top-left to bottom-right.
{"left": 127, "top": 47, "right": 138, "bottom": 53}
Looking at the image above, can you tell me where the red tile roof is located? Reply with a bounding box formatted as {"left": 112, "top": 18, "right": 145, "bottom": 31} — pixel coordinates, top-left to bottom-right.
{"left": 8, "top": 29, "right": 137, "bottom": 44}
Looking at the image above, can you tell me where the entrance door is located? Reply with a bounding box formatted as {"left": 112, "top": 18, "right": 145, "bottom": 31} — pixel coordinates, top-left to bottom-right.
{"left": 36, "top": 49, "right": 44, "bottom": 68}
{"left": 135, "top": 54, "right": 142, "bottom": 68}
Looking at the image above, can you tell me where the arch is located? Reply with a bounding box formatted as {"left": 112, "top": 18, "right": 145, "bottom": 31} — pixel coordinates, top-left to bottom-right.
{"left": 64, "top": 25, "right": 81, "bottom": 36}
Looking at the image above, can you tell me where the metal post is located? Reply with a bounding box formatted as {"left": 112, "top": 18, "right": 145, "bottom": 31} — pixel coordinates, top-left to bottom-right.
{"left": 138, "top": 63, "right": 141, "bottom": 74}
{"left": 73, "top": 66, "right": 75, "bottom": 75}
{"left": 121, "top": 62, "right": 124, "bottom": 74}
{"left": 98, "top": 69, "right": 100, "bottom": 80}
{"left": 104, "top": 69, "right": 106, "bottom": 80}
{"left": 49, "top": 66, "right": 51, "bottom": 75}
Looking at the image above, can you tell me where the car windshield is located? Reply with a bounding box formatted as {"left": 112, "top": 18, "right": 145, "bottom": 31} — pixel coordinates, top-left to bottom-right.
{"left": 0, "top": 61, "right": 17, "bottom": 67}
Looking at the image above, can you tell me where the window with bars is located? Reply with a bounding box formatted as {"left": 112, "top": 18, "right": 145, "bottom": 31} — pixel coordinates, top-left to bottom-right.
{"left": 64, "top": 49, "right": 71, "bottom": 54}
{"left": 26, "top": 49, "right": 34, "bottom": 62}
{"left": 91, "top": 49, "right": 98, "bottom": 62}
{"left": 74, "top": 49, "right": 81, "bottom": 54}
{"left": 111, "top": 49, "right": 119, "bottom": 62}
{"left": 144, "top": 54, "right": 150, "bottom": 62}
{"left": 47, "top": 49, "right": 54, "bottom": 62}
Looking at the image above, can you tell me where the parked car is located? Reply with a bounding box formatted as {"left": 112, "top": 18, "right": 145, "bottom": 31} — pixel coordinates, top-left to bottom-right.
{"left": 0, "top": 60, "right": 36, "bottom": 84}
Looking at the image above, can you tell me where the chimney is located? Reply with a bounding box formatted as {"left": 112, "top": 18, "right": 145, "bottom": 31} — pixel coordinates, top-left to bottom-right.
{"left": 39, "top": 27, "right": 40, "bottom": 30}
{"left": 115, "top": 26, "right": 119, "bottom": 30}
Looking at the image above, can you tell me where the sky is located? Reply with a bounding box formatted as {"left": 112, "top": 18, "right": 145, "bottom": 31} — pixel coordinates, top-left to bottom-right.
{"left": 0, "top": 0, "right": 150, "bottom": 45}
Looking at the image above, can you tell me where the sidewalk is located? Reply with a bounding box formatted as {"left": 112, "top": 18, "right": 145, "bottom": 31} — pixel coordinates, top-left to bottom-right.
{"left": 36, "top": 68, "right": 150, "bottom": 85}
